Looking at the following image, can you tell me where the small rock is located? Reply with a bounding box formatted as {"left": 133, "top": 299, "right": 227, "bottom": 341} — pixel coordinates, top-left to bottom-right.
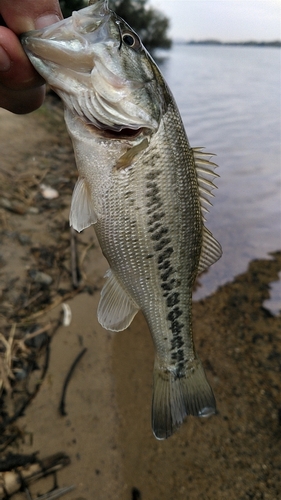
{"left": 28, "top": 207, "right": 39, "bottom": 214}
{"left": 40, "top": 183, "right": 59, "bottom": 200}
{"left": 14, "top": 368, "right": 28, "bottom": 380}
{"left": 18, "top": 234, "right": 31, "bottom": 245}
{"left": 0, "top": 197, "right": 12, "bottom": 209}
{"left": 29, "top": 270, "right": 53, "bottom": 285}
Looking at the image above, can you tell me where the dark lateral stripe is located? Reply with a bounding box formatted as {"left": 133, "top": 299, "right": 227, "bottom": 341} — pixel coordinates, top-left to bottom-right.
{"left": 148, "top": 222, "right": 161, "bottom": 233}
{"left": 158, "top": 260, "right": 171, "bottom": 270}
{"left": 161, "top": 266, "right": 174, "bottom": 281}
{"left": 145, "top": 171, "right": 186, "bottom": 370}
{"left": 166, "top": 292, "right": 180, "bottom": 307}
{"left": 158, "top": 246, "right": 173, "bottom": 264}
{"left": 167, "top": 307, "right": 183, "bottom": 322}
{"left": 151, "top": 227, "right": 168, "bottom": 241}
{"left": 154, "top": 238, "right": 171, "bottom": 252}
{"left": 146, "top": 181, "right": 158, "bottom": 189}
{"left": 161, "top": 281, "right": 174, "bottom": 291}
{"left": 171, "top": 335, "right": 184, "bottom": 350}
{"left": 145, "top": 170, "right": 161, "bottom": 180}
{"left": 148, "top": 211, "right": 165, "bottom": 225}
{"left": 171, "top": 347, "right": 185, "bottom": 364}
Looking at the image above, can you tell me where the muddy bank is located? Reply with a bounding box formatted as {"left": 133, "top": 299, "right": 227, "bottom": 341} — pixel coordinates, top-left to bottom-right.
{"left": 0, "top": 102, "right": 280, "bottom": 499}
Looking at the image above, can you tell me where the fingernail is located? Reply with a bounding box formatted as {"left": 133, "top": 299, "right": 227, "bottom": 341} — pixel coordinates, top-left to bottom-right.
{"left": 35, "top": 14, "right": 61, "bottom": 30}
{"left": 0, "top": 45, "right": 11, "bottom": 71}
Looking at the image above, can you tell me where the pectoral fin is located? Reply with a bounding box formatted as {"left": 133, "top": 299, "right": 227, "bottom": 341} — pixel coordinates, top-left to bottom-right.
{"left": 98, "top": 269, "right": 140, "bottom": 331}
{"left": 69, "top": 177, "right": 97, "bottom": 232}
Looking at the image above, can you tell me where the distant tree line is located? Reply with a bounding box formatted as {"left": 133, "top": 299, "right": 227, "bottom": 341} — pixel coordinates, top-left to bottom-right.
{"left": 187, "top": 39, "right": 281, "bottom": 48}
{"left": 59, "top": 0, "right": 84, "bottom": 17}
{"left": 59, "top": 0, "right": 171, "bottom": 52}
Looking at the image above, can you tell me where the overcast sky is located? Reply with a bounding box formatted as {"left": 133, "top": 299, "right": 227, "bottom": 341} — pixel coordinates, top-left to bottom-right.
{"left": 149, "top": 0, "right": 281, "bottom": 42}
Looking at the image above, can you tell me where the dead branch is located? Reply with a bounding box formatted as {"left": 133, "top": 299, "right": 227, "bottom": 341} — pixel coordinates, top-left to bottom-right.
{"left": 0, "top": 452, "right": 71, "bottom": 498}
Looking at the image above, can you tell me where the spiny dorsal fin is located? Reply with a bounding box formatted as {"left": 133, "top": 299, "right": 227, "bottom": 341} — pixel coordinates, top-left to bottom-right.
{"left": 198, "top": 226, "right": 222, "bottom": 274}
{"left": 69, "top": 177, "right": 97, "bottom": 232}
{"left": 192, "top": 147, "right": 219, "bottom": 221}
{"left": 192, "top": 148, "right": 222, "bottom": 272}
{"left": 98, "top": 269, "right": 140, "bottom": 331}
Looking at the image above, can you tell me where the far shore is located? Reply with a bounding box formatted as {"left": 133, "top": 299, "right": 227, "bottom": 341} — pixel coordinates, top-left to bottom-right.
{"left": 175, "top": 40, "right": 281, "bottom": 48}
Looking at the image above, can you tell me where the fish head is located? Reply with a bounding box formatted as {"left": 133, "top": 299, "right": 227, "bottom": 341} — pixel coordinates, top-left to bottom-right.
{"left": 21, "top": 0, "right": 164, "bottom": 135}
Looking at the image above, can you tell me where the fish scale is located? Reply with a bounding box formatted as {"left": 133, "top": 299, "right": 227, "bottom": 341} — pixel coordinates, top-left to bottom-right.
{"left": 95, "top": 107, "right": 204, "bottom": 395}
{"left": 21, "top": 0, "right": 222, "bottom": 439}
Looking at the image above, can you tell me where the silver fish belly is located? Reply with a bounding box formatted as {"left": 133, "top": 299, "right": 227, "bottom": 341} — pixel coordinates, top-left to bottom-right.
{"left": 21, "top": 0, "right": 222, "bottom": 439}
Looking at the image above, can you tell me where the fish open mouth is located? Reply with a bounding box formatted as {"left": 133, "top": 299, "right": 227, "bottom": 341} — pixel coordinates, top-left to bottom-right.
{"left": 96, "top": 126, "right": 146, "bottom": 140}
{"left": 83, "top": 116, "right": 149, "bottom": 140}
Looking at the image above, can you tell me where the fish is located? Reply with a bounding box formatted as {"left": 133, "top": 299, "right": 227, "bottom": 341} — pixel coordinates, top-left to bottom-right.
{"left": 21, "top": 0, "right": 222, "bottom": 439}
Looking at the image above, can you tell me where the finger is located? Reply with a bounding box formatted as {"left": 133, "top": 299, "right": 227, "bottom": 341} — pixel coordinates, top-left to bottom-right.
{"left": 0, "top": 0, "right": 62, "bottom": 33}
{"left": 0, "top": 26, "right": 44, "bottom": 91}
{"left": 0, "top": 83, "right": 45, "bottom": 114}
{"left": 0, "top": 0, "right": 62, "bottom": 113}
{"left": 0, "top": 27, "right": 45, "bottom": 113}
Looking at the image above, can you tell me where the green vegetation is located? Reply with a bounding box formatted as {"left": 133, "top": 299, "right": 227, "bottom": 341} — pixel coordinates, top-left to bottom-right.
{"left": 59, "top": 0, "right": 171, "bottom": 52}
{"left": 109, "top": 0, "right": 171, "bottom": 51}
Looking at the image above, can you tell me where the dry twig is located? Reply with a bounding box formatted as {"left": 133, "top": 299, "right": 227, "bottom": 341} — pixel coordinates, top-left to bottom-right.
{"left": 20, "top": 288, "right": 82, "bottom": 324}
{"left": 0, "top": 325, "right": 16, "bottom": 396}
{"left": 0, "top": 452, "right": 71, "bottom": 499}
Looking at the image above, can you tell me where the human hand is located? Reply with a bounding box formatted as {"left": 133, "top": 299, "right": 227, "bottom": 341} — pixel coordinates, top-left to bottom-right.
{"left": 0, "top": 0, "right": 62, "bottom": 114}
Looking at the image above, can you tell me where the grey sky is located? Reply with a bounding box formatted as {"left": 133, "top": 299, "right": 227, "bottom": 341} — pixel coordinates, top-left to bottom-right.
{"left": 149, "top": 0, "right": 281, "bottom": 42}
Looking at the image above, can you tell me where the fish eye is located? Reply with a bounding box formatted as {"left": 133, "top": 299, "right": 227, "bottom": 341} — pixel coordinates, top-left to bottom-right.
{"left": 122, "top": 33, "right": 135, "bottom": 46}
{"left": 122, "top": 32, "right": 141, "bottom": 49}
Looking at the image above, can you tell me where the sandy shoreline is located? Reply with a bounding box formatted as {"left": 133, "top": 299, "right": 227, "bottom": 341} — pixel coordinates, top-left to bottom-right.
{"left": 0, "top": 103, "right": 280, "bottom": 499}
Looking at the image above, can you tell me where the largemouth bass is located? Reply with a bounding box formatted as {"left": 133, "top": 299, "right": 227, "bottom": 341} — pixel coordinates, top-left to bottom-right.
{"left": 21, "top": 0, "right": 222, "bottom": 439}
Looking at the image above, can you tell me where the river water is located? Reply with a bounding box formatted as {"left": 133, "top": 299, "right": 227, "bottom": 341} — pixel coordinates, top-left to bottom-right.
{"left": 156, "top": 44, "right": 281, "bottom": 300}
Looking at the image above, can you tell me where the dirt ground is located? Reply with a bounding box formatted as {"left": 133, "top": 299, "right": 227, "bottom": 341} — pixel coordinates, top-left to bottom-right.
{"left": 0, "top": 99, "right": 280, "bottom": 500}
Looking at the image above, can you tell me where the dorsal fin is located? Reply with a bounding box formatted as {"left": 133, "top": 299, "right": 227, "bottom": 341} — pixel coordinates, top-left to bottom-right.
{"left": 192, "top": 147, "right": 219, "bottom": 221}
{"left": 192, "top": 148, "right": 222, "bottom": 272}
{"left": 198, "top": 226, "right": 222, "bottom": 274}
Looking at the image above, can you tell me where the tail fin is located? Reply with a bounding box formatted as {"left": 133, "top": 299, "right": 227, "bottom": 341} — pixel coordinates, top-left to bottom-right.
{"left": 152, "top": 358, "right": 216, "bottom": 440}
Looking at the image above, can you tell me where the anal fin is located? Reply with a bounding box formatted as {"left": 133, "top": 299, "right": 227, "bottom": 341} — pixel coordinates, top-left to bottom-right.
{"left": 152, "top": 358, "right": 216, "bottom": 440}
{"left": 69, "top": 177, "right": 97, "bottom": 232}
{"left": 98, "top": 269, "right": 140, "bottom": 331}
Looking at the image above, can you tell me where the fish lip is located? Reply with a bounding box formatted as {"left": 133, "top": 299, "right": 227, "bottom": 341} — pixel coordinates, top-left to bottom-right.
{"left": 20, "top": 1, "right": 112, "bottom": 62}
